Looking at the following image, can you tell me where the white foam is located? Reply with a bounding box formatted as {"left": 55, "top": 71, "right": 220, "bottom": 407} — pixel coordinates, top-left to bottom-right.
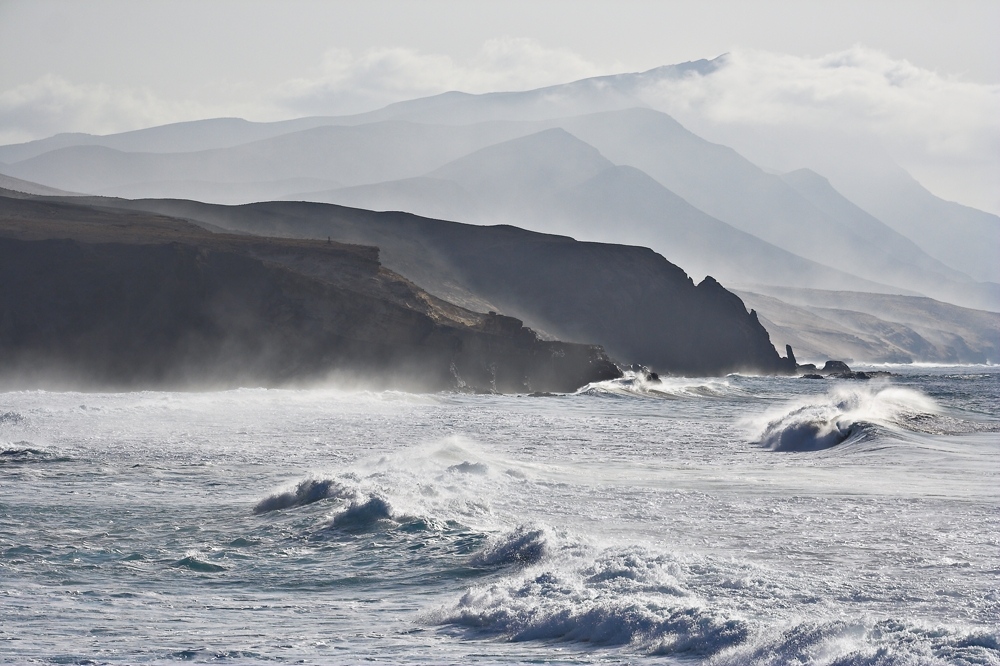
{"left": 578, "top": 370, "right": 739, "bottom": 399}
{"left": 747, "top": 385, "right": 938, "bottom": 451}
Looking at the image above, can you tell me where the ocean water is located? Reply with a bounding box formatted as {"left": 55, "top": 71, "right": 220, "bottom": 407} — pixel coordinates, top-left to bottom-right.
{"left": 1, "top": 367, "right": 998, "bottom": 665}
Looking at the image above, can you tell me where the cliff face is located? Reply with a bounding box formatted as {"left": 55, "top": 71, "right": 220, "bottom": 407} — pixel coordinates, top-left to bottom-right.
{"left": 0, "top": 195, "right": 620, "bottom": 391}
{"left": 99, "top": 197, "right": 794, "bottom": 375}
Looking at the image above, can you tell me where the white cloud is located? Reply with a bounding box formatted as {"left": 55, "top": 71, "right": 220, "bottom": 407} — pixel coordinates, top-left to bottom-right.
{"left": 0, "top": 42, "right": 994, "bottom": 212}
{"left": 636, "top": 47, "right": 1000, "bottom": 212}
{"left": 0, "top": 75, "right": 227, "bottom": 145}
{"left": 275, "top": 37, "right": 611, "bottom": 116}
{"left": 648, "top": 47, "right": 998, "bottom": 160}
{"left": 0, "top": 38, "right": 612, "bottom": 145}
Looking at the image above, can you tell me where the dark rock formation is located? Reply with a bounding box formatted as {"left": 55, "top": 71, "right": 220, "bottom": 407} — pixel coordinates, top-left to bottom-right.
{"left": 87, "top": 197, "right": 797, "bottom": 376}
{"left": 0, "top": 195, "right": 620, "bottom": 392}
{"left": 785, "top": 345, "right": 797, "bottom": 366}
{"left": 795, "top": 358, "right": 893, "bottom": 380}
{"left": 822, "top": 360, "right": 852, "bottom": 374}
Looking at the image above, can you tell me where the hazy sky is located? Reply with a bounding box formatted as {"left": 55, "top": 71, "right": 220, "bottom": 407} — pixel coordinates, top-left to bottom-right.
{"left": 1, "top": 0, "right": 998, "bottom": 210}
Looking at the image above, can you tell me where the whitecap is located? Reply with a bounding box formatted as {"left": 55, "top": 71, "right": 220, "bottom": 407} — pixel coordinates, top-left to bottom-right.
{"left": 253, "top": 478, "right": 355, "bottom": 514}
{"left": 748, "top": 385, "right": 938, "bottom": 451}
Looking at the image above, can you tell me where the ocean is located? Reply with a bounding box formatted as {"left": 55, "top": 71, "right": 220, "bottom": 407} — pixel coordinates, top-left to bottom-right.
{"left": 1, "top": 367, "right": 997, "bottom": 664}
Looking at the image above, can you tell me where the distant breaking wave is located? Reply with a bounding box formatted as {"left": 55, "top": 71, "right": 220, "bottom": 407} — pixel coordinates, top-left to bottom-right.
{"left": 0, "top": 444, "right": 69, "bottom": 465}
{"left": 578, "top": 370, "right": 739, "bottom": 399}
{"left": 0, "top": 411, "right": 25, "bottom": 425}
{"left": 750, "top": 386, "right": 938, "bottom": 451}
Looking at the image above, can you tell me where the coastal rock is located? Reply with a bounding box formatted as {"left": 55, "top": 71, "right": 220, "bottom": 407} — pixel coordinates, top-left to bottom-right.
{"left": 822, "top": 360, "right": 852, "bottom": 374}
{"left": 0, "top": 195, "right": 620, "bottom": 392}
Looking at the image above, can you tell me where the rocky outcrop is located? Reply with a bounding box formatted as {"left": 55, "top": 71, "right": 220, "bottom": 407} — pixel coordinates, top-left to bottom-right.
{"left": 796, "top": 359, "right": 892, "bottom": 380}
{"left": 88, "top": 197, "right": 797, "bottom": 376}
{"left": 0, "top": 195, "right": 620, "bottom": 391}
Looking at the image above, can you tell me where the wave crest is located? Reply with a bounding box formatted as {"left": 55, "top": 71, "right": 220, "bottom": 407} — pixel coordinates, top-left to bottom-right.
{"left": 470, "top": 525, "right": 549, "bottom": 567}
{"left": 330, "top": 495, "right": 397, "bottom": 531}
{"left": 253, "top": 478, "right": 355, "bottom": 514}
{"left": 0, "top": 411, "right": 25, "bottom": 425}
{"left": 578, "top": 370, "right": 737, "bottom": 399}
{"left": 442, "top": 541, "right": 1000, "bottom": 662}
{"left": 751, "top": 386, "right": 938, "bottom": 451}
{"left": 440, "top": 545, "right": 746, "bottom": 655}
{"left": 716, "top": 617, "right": 1000, "bottom": 666}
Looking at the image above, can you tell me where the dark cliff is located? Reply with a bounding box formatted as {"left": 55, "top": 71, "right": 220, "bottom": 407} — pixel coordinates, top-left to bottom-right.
{"left": 0, "top": 194, "right": 620, "bottom": 391}
{"left": 95, "top": 197, "right": 795, "bottom": 375}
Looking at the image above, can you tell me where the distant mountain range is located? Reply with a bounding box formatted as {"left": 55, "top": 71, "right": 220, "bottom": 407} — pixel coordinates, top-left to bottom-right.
{"left": 1, "top": 61, "right": 996, "bottom": 365}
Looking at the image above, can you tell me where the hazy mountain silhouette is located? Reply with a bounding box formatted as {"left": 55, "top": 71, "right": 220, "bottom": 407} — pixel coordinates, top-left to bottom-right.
{"left": 826, "top": 162, "right": 1000, "bottom": 284}
{"left": 294, "top": 127, "right": 918, "bottom": 295}
{"left": 2, "top": 120, "right": 537, "bottom": 198}
{"left": 737, "top": 286, "right": 999, "bottom": 364}
{"left": 778, "top": 168, "right": 999, "bottom": 311}
{"left": 71, "top": 194, "right": 795, "bottom": 376}
{"left": 0, "top": 171, "right": 78, "bottom": 196}
{"left": 6, "top": 97, "right": 992, "bottom": 305}
{"left": 0, "top": 191, "right": 622, "bottom": 391}
{"left": 0, "top": 116, "right": 344, "bottom": 163}
{"left": 551, "top": 109, "right": 998, "bottom": 309}
{"left": 3, "top": 57, "right": 996, "bottom": 360}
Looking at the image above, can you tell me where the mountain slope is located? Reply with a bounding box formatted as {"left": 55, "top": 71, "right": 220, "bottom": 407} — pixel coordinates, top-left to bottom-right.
{"left": 0, "top": 171, "right": 77, "bottom": 196}
{"left": 736, "top": 286, "right": 1000, "bottom": 364}
{"left": 0, "top": 116, "right": 344, "bottom": 163}
{"left": 69, "top": 194, "right": 795, "bottom": 376}
{"left": 778, "top": 168, "right": 999, "bottom": 311}
{"left": 828, "top": 162, "right": 1000, "bottom": 284}
{"left": 553, "top": 109, "right": 999, "bottom": 308}
{"left": 301, "top": 128, "right": 913, "bottom": 296}
{"left": 0, "top": 193, "right": 620, "bottom": 391}
{"left": 2, "top": 120, "right": 538, "bottom": 200}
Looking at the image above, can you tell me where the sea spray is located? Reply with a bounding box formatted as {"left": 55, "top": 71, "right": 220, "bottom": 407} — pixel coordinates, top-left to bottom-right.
{"left": 578, "top": 370, "right": 739, "bottom": 399}
{"left": 440, "top": 543, "right": 747, "bottom": 655}
{"left": 712, "top": 617, "right": 1000, "bottom": 666}
{"left": 253, "top": 478, "right": 356, "bottom": 514}
{"left": 469, "top": 525, "right": 550, "bottom": 567}
{"left": 4, "top": 371, "right": 995, "bottom": 663}
{"left": 748, "top": 385, "right": 938, "bottom": 451}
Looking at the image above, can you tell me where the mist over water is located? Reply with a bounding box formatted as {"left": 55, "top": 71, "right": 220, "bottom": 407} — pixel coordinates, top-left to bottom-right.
{"left": 1, "top": 367, "right": 997, "bottom": 664}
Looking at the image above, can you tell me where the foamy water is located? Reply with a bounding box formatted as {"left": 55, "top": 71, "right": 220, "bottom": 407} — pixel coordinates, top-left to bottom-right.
{"left": 1, "top": 368, "right": 997, "bottom": 664}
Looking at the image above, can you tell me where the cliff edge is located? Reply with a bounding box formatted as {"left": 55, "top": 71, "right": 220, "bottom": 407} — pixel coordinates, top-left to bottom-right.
{"left": 0, "top": 194, "right": 620, "bottom": 391}
{"left": 99, "top": 197, "right": 795, "bottom": 375}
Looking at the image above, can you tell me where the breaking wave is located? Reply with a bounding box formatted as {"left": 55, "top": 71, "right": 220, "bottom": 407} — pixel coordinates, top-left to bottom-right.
{"left": 440, "top": 540, "right": 1000, "bottom": 663}
{"left": 438, "top": 544, "right": 747, "bottom": 656}
{"left": 578, "top": 370, "right": 739, "bottom": 399}
{"left": 750, "top": 386, "right": 939, "bottom": 451}
{"left": 0, "top": 411, "right": 25, "bottom": 425}
{"left": 0, "top": 444, "right": 68, "bottom": 465}
{"left": 469, "top": 525, "right": 550, "bottom": 567}
{"left": 714, "top": 618, "right": 1000, "bottom": 666}
{"left": 254, "top": 438, "right": 527, "bottom": 540}
{"left": 330, "top": 495, "right": 397, "bottom": 531}
{"left": 253, "top": 478, "right": 356, "bottom": 514}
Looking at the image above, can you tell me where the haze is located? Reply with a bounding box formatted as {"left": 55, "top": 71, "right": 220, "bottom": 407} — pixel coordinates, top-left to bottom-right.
{"left": 1, "top": 0, "right": 998, "bottom": 213}
{"left": 1, "top": 0, "right": 998, "bottom": 368}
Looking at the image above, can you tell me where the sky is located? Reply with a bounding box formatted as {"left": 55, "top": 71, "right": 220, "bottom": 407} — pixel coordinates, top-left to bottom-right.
{"left": 1, "top": 0, "right": 998, "bottom": 211}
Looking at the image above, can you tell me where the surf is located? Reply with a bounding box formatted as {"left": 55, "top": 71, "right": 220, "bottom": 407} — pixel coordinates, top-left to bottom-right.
{"left": 748, "top": 385, "right": 939, "bottom": 451}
